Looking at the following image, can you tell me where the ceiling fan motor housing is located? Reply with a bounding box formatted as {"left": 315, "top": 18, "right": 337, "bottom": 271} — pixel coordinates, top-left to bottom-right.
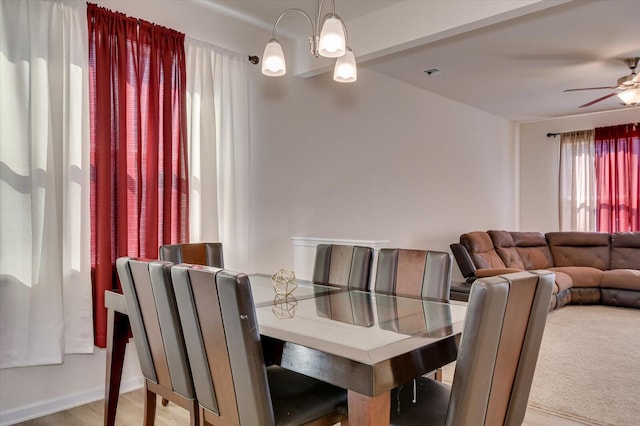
{"left": 618, "top": 58, "right": 638, "bottom": 88}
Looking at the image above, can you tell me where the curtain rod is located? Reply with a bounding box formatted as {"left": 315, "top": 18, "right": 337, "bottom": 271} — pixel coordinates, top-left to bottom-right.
{"left": 88, "top": 4, "right": 260, "bottom": 65}
{"left": 548, "top": 122, "right": 638, "bottom": 139}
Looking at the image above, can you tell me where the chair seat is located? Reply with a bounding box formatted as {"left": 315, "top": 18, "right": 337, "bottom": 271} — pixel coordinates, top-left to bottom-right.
{"left": 268, "top": 366, "right": 346, "bottom": 426}
{"left": 390, "top": 377, "right": 450, "bottom": 425}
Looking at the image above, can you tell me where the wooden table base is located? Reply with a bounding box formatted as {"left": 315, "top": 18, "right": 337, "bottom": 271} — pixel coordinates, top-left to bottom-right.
{"left": 347, "top": 390, "right": 391, "bottom": 426}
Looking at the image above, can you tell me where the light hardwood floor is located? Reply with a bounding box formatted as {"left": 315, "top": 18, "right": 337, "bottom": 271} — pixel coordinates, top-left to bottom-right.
{"left": 14, "top": 388, "right": 589, "bottom": 425}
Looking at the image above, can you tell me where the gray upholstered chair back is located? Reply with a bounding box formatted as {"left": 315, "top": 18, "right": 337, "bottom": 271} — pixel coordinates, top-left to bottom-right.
{"left": 171, "top": 264, "right": 275, "bottom": 426}
{"left": 375, "top": 248, "right": 452, "bottom": 301}
{"left": 312, "top": 244, "right": 373, "bottom": 290}
{"left": 447, "top": 271, "right": 554, "bottom": 426}
{"left": 115, "top": 258, "right": 194, "bottom": 399}
{"left": 159, "top": 242, "right": 223, "bottom": 267}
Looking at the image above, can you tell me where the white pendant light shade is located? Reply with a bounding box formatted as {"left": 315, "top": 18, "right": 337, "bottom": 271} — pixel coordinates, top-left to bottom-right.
{"left": 262, "top": 39, "right": 286, "bottom": 76}
{"left": 617, "top": 88, "right": 640, "bottom": 105}
{"left": 333, "top": 48, "right": 357, "bottom": 83}
{"left": 318, "top": 14, "right": 346, "bottom": 58}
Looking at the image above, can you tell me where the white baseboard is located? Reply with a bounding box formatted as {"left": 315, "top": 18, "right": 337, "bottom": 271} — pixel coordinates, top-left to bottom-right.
{"left": 0, "top": 376, "right": 144, "bottom": 426}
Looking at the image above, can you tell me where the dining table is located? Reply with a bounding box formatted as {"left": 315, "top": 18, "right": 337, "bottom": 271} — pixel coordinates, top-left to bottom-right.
{"left": 103, "top": 273, "right": 467, "bottom": 426}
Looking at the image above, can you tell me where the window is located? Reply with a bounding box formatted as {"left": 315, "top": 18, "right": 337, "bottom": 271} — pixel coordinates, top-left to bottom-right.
{"left": 560, "top": 123, "right": 639, "bottom": 232}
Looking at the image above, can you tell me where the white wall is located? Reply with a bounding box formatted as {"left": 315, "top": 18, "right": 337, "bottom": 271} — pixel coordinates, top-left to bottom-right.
{"left": 519, "top": 108, "right": 640, "bottom": 232}
{"left": 249, "top": 67, "right": 519, "bottom": 277}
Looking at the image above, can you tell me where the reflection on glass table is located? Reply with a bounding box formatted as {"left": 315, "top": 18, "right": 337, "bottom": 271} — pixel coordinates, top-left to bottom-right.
{"left": 272, "top": 294, "right": 298, "bottom": 319}
{"left": 375, "top": 294, "right": 453, "bottom": 338}
{"left": 314, "top": 289, "right": 375, "bottom": 327}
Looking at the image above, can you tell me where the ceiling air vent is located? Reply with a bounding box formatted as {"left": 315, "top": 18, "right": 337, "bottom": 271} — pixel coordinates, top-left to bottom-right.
{"left": 422, "top": 68, "right": 444, "bottom": 76}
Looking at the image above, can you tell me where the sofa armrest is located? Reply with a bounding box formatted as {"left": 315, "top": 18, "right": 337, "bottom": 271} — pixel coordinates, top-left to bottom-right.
{"left": 450, "top": 243, "right": 477, "bottom": 278}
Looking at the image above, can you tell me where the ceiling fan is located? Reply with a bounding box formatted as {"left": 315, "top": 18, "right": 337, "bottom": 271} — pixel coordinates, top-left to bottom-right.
{"left": 564, "top": 57, "right": 640, "bottom": 107}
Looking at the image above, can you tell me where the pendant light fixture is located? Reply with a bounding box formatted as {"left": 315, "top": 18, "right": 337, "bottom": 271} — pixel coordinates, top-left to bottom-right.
{"left": 261, "top": 0, "right": 357, "bottom": 83}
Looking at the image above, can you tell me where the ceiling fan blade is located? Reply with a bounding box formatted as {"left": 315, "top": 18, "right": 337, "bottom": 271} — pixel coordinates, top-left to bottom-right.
{"left": 579, "top": 92, "right": 619, "bottom": 108}
{"left": 564, "top": 86, "right": 618, "bottom": 92}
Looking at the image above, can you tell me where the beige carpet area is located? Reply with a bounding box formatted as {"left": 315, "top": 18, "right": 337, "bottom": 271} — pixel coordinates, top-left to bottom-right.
{"left": 442, "top": 305, "right": 640, "bottom": 426}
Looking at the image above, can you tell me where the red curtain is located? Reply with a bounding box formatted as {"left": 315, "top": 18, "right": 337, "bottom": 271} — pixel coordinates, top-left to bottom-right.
{"left": 594, "top": 123, "right": 639, "bottom": 232}
{"left": 88, "top": 4, "right": 189, "bottom": 347}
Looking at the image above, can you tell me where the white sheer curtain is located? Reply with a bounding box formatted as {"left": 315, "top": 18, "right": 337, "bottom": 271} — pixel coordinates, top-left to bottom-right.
{"left": 559, "top": 130, "right": 596, "bottom": 231}
{"left": 185, "top": 38, "right": 251, "bottom": 271}
{"left": 0, "top": 0, "right": 93, "bottom": 368}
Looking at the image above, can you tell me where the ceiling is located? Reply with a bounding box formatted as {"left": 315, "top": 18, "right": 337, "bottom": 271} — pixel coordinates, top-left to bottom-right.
{"left": 202, "top": 0, "right": 639, "bottom": 122}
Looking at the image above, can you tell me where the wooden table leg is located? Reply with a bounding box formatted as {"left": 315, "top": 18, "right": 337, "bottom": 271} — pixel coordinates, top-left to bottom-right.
{"left": 347, "top": 389, "right": 391, "bottom": 426}
{"left": 104, "top": 307, "right": 130, "bottom": 426}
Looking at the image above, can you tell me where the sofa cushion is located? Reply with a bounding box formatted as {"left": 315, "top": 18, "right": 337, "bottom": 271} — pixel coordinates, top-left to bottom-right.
{"left": 488, "top": 230, "right": 526, "bottom": 269}
{"left": 546, "top": 232, "right": 611, "bottom": 270}
{"left": 460, "top": 232, "right": 506, "bottom": 269}
{"left": 611, "top": 232, "right": 640, "bottom": 270}
{"left": 511, "top": 232, "right": 555, "bottom": 269}
{"left": 570, "top": 287, "right": 601, "bottom": 304}
{"left": 600, "top": 269, "right": 640, "bottom": 291}
{"left": 549, "top": 266, "right": 603, "bottom": 288}
{"left": 548, "top": 269, "right": 574, "bottom": 292}
{"left": 601, "top": 289, "right": 640, "bottom": 309}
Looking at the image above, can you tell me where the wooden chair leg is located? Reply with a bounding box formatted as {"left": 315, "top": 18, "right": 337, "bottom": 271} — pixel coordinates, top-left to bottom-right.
{"left": 143, "top": 381, "right": 157, "bottom": 426}
{"left": 435, "top": 368, "right": 443, "bottom": 382}
{"left": 104, "top": 308, "right": 129, "bottom": 426}
{"left": 189, "top": 399, "right": 199, "bottom": 426}
{"left": 199, "top": 406, "right": 209, "bottom": 426}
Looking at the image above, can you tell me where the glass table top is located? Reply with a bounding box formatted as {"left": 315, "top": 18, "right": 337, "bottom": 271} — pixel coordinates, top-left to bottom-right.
{"left": 249, "top": 275, "right": 467, "bottom": 366}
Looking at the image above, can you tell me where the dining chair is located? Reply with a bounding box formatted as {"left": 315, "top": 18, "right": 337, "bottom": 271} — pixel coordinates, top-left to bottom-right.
{"left": 159, "top": 242, "right": 223, "bottom": 267}
{"left": 374, "top": 248, "right": 452, "bottom": 301}
{"left": 157, "top": 242, "right": 224, "bottom": 406}
{"left": 389, "top": 270, "right": 555, "bottom": 426}
{"left": 170, "top": 264, "right": 348, "bottom": 426}
{"left": 115, "top": 257, "right": 198, "bottom": 426}
{"left": 374, "top": 248, "right": 452, "bottom": 381}
{"left": 312, "top": 244, "right": 373, "bottom": 290}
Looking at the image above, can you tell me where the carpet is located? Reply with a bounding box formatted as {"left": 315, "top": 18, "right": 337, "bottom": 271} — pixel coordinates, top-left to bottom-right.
{"left": 442, "top": 305, "right": 640, "bottom": 426}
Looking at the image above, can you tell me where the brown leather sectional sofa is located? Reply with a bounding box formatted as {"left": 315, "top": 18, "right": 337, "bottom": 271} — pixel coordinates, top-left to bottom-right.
{"left": 450, "top": 231, "right": 640, "bottom": 310}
